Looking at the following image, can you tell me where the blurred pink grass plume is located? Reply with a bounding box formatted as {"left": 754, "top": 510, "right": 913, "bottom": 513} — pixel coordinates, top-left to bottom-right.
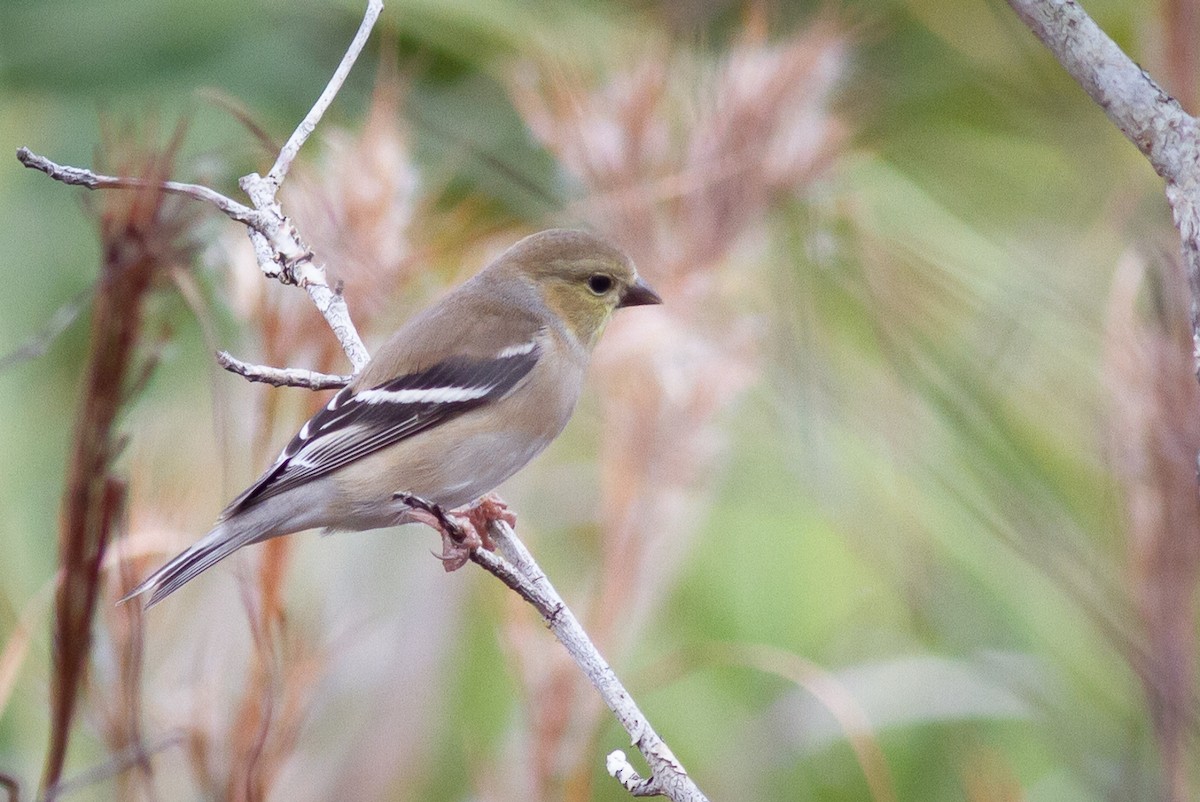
{"left": 499, "top": 17, "right": 849, "bottom": 800}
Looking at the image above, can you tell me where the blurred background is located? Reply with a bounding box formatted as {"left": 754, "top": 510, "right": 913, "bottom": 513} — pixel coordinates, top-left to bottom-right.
{"left": 1, "top": 0, "right": 1197, "bottom": 799}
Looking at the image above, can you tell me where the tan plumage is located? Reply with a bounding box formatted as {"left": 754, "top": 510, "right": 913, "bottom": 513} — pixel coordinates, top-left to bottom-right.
{"left": 124, "top": 229, "right": 660, "bottom": 607}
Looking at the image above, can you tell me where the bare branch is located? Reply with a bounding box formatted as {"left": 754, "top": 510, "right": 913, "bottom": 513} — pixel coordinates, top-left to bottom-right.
{"left": 290, "top": 259, "right": 372, "bottom": 371}
{"left": 16, "top": 147, "right": 261, "bottom": 226}
{"left": 14, "top": 0, "right": 384, "bottom": 377}
{"left": 215, "top": 351, "right": 350, "bottom": 389}
{"left": 607, "top": 752, "right": 669, "bottom": 797}
{"left": 477, "top": 523, "right": 710, "bottom": 802}
{"left": 469, "top": 544, "right": 552, "bottom": 612}
{"left": 230, "top": 0, "right": 381, "bottom": 373}
{"left": 1006, "top": 0, "right": 1200, "bottom": 373}
{"left": 266, "top": 0, "right": 384, "bottom": 187}
{"left": 1005, "top": 0, "right": 1200, "bottom": 185}
{"left": 1009, "top": 9, "right": 1200, "bottom": 796}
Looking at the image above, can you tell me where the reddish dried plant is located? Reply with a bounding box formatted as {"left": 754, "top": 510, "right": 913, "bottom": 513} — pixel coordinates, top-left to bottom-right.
{"left": 44, "top": 124, "right": 197, "bottom": 799}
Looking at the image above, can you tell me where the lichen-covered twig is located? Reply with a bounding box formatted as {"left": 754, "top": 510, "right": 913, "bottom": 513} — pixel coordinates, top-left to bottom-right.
{"left": 15, "top": 147, "right": 262, "bottom": 226}
{"left": 1006, "top": 0, "right": 1200, "bottom": 370}
{"left": 15, "top": 1, "right": 383, "bottom": 376}
{"left": 264, "top": 0, "right": 383, "bottom": 187}
{"left": 215, "top": 351, "right": 350, "bottom": 390}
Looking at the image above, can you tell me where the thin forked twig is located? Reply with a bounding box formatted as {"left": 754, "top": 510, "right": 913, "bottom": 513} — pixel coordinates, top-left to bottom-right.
{"left": 216, "top": 351, "right": 350, "bottom": 390}
{"left": 15, "top": 2, "right": 381, "bottom": 376}
{"left": 266, "top": 0, "right": 384, "bottom": 187}
{"left": 15, "top": 147, "right": 261, "bottom": 226}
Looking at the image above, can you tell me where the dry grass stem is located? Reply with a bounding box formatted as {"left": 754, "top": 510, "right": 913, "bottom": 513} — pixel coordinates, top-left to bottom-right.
{"left": 1104, "top": 249, "right": 1200, "bottom": 802}
{"left": 42, "top": 127, "right": 197, "bottom": 798}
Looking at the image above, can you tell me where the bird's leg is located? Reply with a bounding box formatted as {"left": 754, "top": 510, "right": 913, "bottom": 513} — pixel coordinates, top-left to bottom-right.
{"left": 394, "top": 491, "right": 480, "bottom": 572}
{"left": 460, "top": 492, "right": 517, "bottom": 551}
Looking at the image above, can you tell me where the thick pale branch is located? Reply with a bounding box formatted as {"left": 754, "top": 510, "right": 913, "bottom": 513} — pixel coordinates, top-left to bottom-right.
{"left": 215, "top": 351, "right": 350, "bottom": 389}
{"left": 291, "top": 262, "right": 371, "bottom": 372}
{"left": 1006, "top": 0, "right": 1200, "bottom": 184}
{"left": 1007, "top": 0, "right": 1200, "bottom": 368}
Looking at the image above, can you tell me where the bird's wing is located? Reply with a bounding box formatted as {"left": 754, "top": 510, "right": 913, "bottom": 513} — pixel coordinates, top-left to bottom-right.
{"left": 219, "top": 339, "right": 541, "bottom": 519}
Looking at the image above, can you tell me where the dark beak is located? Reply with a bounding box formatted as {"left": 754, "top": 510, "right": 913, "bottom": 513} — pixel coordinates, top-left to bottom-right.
{"left": 618, "top": 277, "right": 662, "bottom": 308}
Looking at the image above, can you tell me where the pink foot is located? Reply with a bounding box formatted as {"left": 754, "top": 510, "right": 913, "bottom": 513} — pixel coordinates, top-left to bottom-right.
{"left": 461, "top": 492, "right": 516, "bottom": 551}
{"left": 394, "top": 492, "right": 481, "bottom": 572}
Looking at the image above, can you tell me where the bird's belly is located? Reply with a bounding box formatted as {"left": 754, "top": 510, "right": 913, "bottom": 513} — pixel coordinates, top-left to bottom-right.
{"left": 331, "top": 417, "right": 563, "bottom": 527}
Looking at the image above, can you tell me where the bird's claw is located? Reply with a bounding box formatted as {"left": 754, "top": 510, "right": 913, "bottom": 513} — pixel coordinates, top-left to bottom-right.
{"left": 463, "top": 493, "right": 516, "bottom": 551}
{"left": 395, "top": 491, "right": 482, "bottom": 572}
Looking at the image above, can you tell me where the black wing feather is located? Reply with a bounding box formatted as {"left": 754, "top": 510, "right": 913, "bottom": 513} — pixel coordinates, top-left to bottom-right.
{"left": 220, "top": 343, "right": 541, "bottom": 518}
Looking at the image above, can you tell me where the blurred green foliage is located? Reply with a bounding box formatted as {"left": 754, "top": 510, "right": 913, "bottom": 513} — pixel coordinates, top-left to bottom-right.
{"left": 1, "top": 0, "right": 1192, "bottom": 800}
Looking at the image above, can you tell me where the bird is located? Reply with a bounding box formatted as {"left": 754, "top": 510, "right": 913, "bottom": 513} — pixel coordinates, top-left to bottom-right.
{"left": 122, "top": 229, "right": 661, "bottom": 607}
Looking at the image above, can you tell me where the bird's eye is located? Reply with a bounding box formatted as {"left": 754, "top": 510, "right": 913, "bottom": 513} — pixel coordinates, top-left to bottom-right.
{"left": 587, "top": 274, "right": 614, "bottom": 295}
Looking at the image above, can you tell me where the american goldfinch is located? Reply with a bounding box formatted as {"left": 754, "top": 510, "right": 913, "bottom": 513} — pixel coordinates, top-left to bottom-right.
{"left": 124, "top": 229, "right": 660, "bottom": 607}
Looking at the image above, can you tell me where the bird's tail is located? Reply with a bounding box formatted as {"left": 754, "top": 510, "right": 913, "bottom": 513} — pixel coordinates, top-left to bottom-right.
{"left": 119, "top": 519, "right": 265, "bottom": 609}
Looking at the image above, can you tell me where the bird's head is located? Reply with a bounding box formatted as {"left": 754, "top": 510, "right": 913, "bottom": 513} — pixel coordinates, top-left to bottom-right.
{"left": 497, "top": 229, "right": 661, "bottom": 350}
